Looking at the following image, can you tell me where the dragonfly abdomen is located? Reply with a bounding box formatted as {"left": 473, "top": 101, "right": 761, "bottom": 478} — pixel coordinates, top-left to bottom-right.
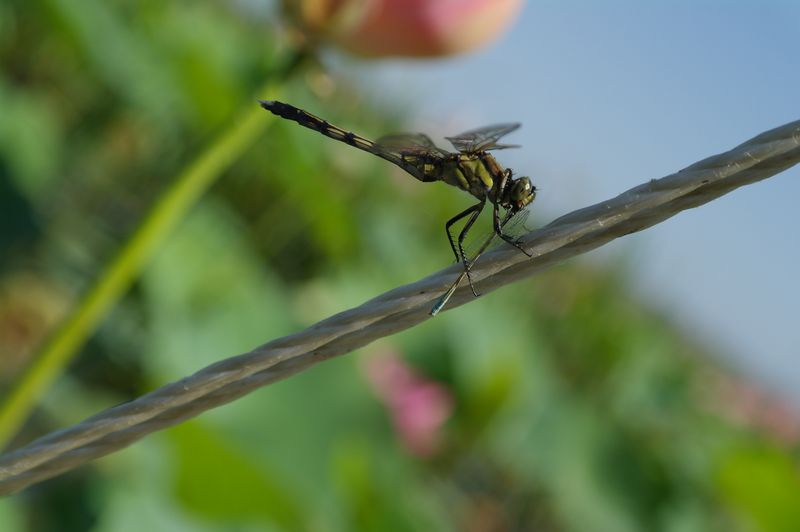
{"left": 260, "top": 100, "right": 377, "bottom": 151}
{"left": 260, "top": 100, "right": 431, "bottom": 181}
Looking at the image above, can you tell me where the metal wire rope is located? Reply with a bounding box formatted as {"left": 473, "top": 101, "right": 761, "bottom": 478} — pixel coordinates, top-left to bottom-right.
{"left": 0, "top": 118, "right": 798, "bottom": 495}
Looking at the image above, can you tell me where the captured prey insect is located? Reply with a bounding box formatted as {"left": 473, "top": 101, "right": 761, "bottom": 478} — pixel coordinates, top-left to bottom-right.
{"left": 259, "top": 100, "right": 537, "bottom": 313}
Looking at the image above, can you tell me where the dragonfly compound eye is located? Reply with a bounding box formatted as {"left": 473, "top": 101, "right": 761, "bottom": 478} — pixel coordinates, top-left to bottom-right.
{"left": 511, "top": 177, "right": 536, "bottom": 208}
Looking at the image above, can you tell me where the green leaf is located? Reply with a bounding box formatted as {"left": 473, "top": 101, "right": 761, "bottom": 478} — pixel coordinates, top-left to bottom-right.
{"left": 170, "top": 421, "right": 306, "bottom": 530}
{"left": 716, "top": 443, "right": 800, "bottom": 532}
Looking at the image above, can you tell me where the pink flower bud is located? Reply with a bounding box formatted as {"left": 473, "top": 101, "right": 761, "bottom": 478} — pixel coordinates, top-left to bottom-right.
{"left": 298, "top": 0, "right": 524, "bottom": 58}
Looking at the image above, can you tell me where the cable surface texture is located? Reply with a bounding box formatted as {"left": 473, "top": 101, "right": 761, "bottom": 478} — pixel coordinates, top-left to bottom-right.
{"left": 1, "top": 119, "right": 798, "bottom": 495}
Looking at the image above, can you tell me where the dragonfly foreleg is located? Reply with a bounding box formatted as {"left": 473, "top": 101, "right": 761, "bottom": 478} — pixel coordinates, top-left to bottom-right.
{"left": 493, "top": 202, "right": 532, "bottom": 257}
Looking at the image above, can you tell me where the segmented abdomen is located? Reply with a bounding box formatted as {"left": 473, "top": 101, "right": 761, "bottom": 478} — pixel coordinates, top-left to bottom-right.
{"left": 260, "top": 100, "right": 428, "bottom": 181}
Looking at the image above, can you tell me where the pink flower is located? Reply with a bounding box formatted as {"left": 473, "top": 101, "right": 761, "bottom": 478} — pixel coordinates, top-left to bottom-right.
{"left": 709, "top": 373, "right": 800, "bottom": 444}
{"left": 297, "top": 0, "right": 524, "bottom": 57}
{"left": 364, "top": 353, "right": 454, "bottom": 456}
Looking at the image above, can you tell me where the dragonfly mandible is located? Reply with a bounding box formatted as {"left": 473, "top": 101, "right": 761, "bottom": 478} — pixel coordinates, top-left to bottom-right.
{"left": 259, "top": 100, "right": 537, "bottom": 313}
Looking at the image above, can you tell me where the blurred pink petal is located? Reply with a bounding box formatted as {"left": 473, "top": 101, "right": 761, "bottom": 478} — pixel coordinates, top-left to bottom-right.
{"left": 710, "top": 373, "right": 800, "bottom": 444}
{"left": 364, "top": 353, "right": 454, "bottom": 456}
{"left": 300, "top": 0, "right": 524, "bottom": 58}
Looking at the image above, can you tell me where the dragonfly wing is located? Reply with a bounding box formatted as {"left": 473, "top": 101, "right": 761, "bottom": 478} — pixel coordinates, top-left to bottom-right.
{"left": 446, "top": 123, "right": 521, "bottom": 153}
{"left": 375, "top": 133, "right": 450, "bottom": 180}
{"left": 501, "top": 207, "right": 532, "bottom": 238}
{"left": 462, "top": 206, "right": 531, "bottom": 259}
{"left": 431, "top": 206, "right": 532, "bottom": 315}
{"left": 483, "top": 143, "right": 521, "bottom": 151}
{"left": 376, "top": 133, "right": 449, "bottom": 155}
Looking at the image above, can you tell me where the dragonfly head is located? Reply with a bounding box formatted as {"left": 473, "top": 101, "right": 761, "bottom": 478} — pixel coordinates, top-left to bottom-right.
{"left": 508, "top": 176, "right": 537, "bottom": 211}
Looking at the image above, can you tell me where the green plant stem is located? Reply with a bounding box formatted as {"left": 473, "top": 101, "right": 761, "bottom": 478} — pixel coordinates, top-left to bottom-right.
{"left": 0, "top": 75, "right": 293, "bottom": 448}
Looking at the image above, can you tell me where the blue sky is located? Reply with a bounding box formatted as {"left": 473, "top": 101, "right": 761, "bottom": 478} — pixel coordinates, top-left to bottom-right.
{"left": 342, "top": 2, "right": 800, "bottom": 401}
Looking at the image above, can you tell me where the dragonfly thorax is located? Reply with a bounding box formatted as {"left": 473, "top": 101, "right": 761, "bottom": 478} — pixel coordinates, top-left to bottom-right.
{"left": 447, "top": 154, "right": 536, "bottom": 212}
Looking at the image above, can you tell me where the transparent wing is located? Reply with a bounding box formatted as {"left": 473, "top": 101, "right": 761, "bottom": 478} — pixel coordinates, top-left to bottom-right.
{"left": 373, "top": 133, "right": 451, "bottom": 180}
{"left": 376, "top": 133, "right": 450, "bottom": 156}
{"left": 462, "top": 206, "right": 531, "bottom": 261}
{"left": 445, "top": 123, "right": 521, "bottom": 153}
{"left": 430, "top": 206, "right": 533, "bottom": 315}
{"left": 499, "top": 206, "right": 532, "bottom": 239}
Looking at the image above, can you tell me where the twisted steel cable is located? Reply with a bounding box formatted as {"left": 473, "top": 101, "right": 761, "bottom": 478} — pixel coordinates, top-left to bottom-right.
{"left": 1, "top": 119, "right": 798, "bottom": 495}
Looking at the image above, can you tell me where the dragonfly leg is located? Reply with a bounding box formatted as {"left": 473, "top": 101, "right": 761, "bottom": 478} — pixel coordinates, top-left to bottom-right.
{"left": 493, "top": 203, "right": 532, "bottom": 257}
{"left": 457, "top": 201, "right": 486, "bottom": 297}
{"left": 445, "top": 202, "right": 484, "bottom": 263}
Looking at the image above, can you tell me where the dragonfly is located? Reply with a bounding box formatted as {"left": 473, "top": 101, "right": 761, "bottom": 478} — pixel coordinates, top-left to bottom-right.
{"left": 259, "top": 100, "right": 537, "bottom": 313}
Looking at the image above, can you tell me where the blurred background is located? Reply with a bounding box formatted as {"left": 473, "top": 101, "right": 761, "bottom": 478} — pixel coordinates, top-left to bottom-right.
{"left": 1, "top": 0, "right": 799, "bottom": 530}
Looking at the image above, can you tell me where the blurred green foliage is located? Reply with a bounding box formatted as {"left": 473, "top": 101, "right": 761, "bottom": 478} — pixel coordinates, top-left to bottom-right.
{"left": 1, "top": 1, "right": 800, "bottom": 531}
